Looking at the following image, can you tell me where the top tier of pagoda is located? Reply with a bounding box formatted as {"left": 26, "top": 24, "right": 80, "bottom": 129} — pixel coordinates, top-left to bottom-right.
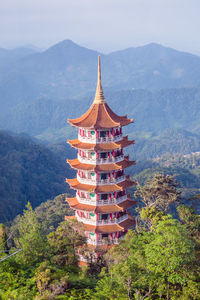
{"left": 68, "top": 57, "right": 133, "bottom": 129}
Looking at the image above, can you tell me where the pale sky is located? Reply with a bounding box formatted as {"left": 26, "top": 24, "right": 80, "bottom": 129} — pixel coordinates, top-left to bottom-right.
{"left": 1, "top": 0, "right": 200, "bottom": 55}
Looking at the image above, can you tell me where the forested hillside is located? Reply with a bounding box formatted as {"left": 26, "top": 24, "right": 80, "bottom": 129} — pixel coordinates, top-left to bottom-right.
{"left": 0, "top": 131, "right": 73, "bottom": 223}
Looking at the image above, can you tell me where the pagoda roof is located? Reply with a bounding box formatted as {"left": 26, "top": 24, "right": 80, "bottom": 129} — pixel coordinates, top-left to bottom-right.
{"left": 68, "top": 57, "right": 133, "bottom": 129}
{"left": 67, "top": 155, "right": 135, "bottom": 171}
{"left": 82, "top": 215, "right": 135, "bottom": 233}
{"left": 68, "top": 136, "right": 134, "bottom": 150}
{"left": 66, "top": 175, "right": 136, "bottom": 193}
{"left": 66, "top": 196, "right": 137, "bottom": 213}
{"left": 68, "top": 103, "right": 133, "bottom": 129}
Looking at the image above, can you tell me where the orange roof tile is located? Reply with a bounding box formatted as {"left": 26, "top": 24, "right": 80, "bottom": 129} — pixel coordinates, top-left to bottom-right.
{"left": 68, "top": 102, "right": 133, "bottom": 129}
{"left": 66, "top": 196, "right": 137, "bottom": 213}
{"left": 67, "top": 156, "right": 136, "bottom": 171}
{"left": 66, "top": 176, "right": 136, "bottom": 193}
{"left": 68, "top": 136, "right": 134, "bottom": 150}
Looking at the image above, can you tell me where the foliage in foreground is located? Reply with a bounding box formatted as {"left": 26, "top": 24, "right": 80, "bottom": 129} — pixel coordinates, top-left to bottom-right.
{"left": 0, "top": 174, "right": 200, "bottom": 299}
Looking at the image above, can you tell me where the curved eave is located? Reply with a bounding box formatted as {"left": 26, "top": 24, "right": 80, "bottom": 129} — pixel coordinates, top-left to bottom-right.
{"left": 83, "top": 215, "right": 135, "bottom": 233}
{"left": 66, "top": 176, "right": 136, "bottom": 193}
{"left": 66, "top": 196, "right": 137, "bottom": 213}
{"left": 67, "top": 156, "right": 136, "bottom": 171}
{"left": 68, "top": 136, "right": 135, "bottom": 151}
{"left": 68, "top": 103, "right": 133, "bottom": 129}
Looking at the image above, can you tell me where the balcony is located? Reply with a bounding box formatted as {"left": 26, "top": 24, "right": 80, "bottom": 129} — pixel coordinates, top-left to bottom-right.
{"left": 76, "top": 213, "right": 128, "bottom": 226}
{"left": 77, "top": 174, "right": 126, "bottom": 186}
{"left": 78, "top": 154, "right": 124, "bottom": 165}
{"left": 77, "top": 194, "right": 127, "bottom": 206}
{"left": 87, "top": 238, "right": 119, "bottom": 245}
{"left": 87, "top": 235, "right": 126, "bottom": 246}
{"left": 78, "top": 134, "right": 123, "bottom": 144}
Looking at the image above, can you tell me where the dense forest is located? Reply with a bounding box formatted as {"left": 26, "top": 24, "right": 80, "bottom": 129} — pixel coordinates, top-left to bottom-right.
{"left": 0, "top": 131, "right": 74, "bottom": 222}
{"left": 0, "top": 175, "right": 200, "bottom": 299}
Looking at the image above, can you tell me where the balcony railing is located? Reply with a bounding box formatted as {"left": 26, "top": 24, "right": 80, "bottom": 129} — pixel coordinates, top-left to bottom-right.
{"left": 87, "top": 235, "right": 126, "bottom": 246}
{"left": 78, "top": 154, "right": 124, "bottom": 165}
{"left": 77, "top": 174, "right": 126, "bottom": 186}
{"left": 77, "top": 194, "right": 127, "bottom": 206}
{"left": 76, "top": 213, "right": 128, "bottom": 226}
{"left": 78, "top": 134, "right": 123, "bottom": 144}
{"left": 87, "top": 238, "right": 120, "bottom": 245}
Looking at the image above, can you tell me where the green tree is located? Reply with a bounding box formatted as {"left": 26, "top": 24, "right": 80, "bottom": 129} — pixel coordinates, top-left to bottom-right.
{"left": 16, "top": 202, "right": 48, "bottom": 265}
{"left": 95, "top": 214, "right": 200, "bottom": 299}
{"left": 47, "top": 219, "right": 86, "bottom": 267}
{"left": 145, "top": 216, "right": 195, "bottom": 299}
{"left": 135, "top": 173, "right": 180, "bottom": 212}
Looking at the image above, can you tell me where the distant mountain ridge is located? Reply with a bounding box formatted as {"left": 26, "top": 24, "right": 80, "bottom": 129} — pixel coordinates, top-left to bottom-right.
{"left": 1, "top": 39, "right": 200, "bottom": 115}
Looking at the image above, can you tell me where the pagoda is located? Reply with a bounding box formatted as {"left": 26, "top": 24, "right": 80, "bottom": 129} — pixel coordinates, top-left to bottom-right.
{"left": 66, "top": 56, "right": 137, "bottom": 263}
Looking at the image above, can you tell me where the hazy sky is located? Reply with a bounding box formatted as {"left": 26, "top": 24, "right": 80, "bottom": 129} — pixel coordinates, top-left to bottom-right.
{"left": 1, "top": 0, "right": 200, "bottom": 55}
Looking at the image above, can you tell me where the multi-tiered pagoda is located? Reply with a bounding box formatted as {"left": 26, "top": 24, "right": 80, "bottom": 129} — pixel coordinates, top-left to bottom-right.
{"left": 66, "top": 56, "right": 136, "bottom": 263}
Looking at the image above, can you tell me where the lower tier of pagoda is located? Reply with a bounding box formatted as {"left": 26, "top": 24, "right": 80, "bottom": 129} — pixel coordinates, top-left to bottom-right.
{"left": 66, "top": 196, "right": 137, "bottom": 213}
{"left": 65, "top": 214, "right": 135, "bottom": 246}
{"left": 68, "top": 135, "right": 134, "bottom": 151}
{"left": 66, "top": 175, "right": 136, "bottom": 193}
{"left": 67, "top": 155, "right": 135, "bottom": 171}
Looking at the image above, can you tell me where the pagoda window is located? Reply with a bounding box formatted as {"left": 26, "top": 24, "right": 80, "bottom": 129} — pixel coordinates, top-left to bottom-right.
{"left": 101, "top": 173, "right": 108, "bottom": 180}
{"left": 102, "top": 214, "right": 109, "bottom": 220}
{"left": 101, "top": 193, "right": 108, "bottom": 200}
{"left": 116, "top": 129, "right": 119, "bottom": 136}
{"left": 116, "top": 170, "right": 123, "bottom": 177}
{"left": 117, "top": 191, "right": 124, "bottom": 198}
{"left": 102, "top": 233, "right": 109, "bottom": 238}
{"left": 100, "top": 131, "right": 107, "bottom": 138}
{"left": 100, "top": 152, "right": 107, "bottom": 159}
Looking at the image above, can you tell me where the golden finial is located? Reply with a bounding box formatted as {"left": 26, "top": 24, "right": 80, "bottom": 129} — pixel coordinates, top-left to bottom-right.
{"left": 93, "top": 56, "right": 106, "bottom": 103}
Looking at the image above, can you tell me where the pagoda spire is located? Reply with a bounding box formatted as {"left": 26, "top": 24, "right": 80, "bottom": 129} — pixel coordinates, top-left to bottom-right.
{"left": 93, "top": 56, "right": 106, "bottom": 104}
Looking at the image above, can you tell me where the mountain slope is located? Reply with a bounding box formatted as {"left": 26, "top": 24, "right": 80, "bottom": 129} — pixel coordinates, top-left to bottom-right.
{"left": 0, "top": 131, "right": 73, "bottom": 223}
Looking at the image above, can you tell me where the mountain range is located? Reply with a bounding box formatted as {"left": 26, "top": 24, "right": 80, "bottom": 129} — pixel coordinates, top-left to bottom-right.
{"left": 1, "top": 40, "right": 200, "bottom": 160}
{"left": 1, "top": 40, "right": 200, "bottom": 112}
